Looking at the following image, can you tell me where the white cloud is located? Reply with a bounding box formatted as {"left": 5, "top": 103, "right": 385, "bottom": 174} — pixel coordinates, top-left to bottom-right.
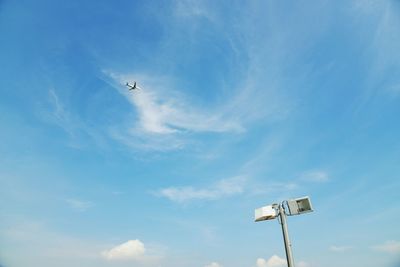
{"left": 65, "top": 198, "right": 94, "bottom": 212}
{"left": 256, "top": 258, "right": 268, "bottom": 267}
{"left": 155, "top": 176, "right": 245, "bottom": 203}
{"left": 107, "top": 72, "right": 243, "bottom": 134}
{"left": 329, "top": 245, "right": 353, "bottom": 252}
{"left": 300, "top": 170, "right": 329, "bottom": 183}
{"left": 103, "top": 71, "right": 249, "bottom": 151}
{"left": 204, "top": 262, "right": 223, "bottom": 267}
{"left": 256, "top": 256, "right": 310, "bottom": 267}
{"left": 102, "top": 240, "right": 145, "bottom": 260}
{"left": 372, "top": 240, "right": 400, "bottom": 253}
{"left": 256, "top": 255, "right": 286, "bottom": 267}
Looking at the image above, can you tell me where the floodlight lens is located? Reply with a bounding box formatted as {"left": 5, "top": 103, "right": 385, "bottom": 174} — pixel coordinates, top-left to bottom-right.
{"left": 287, "top": 196, "right": 313, "bottom": 216}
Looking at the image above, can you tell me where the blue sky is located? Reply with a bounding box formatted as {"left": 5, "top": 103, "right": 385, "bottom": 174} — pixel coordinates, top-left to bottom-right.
{"left": 1, "top": 1, "right": 400, "bottom": 267}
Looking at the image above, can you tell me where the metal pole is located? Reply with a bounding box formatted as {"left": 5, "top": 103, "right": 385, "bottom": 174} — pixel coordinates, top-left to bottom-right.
{"left": 279, "top": 202, "right": 295, "bottom": 267}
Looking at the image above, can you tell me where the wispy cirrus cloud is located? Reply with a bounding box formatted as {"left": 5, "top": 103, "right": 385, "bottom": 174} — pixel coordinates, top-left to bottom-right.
{"left": 352, "top": 1, "right": 400, "bottom": 107}
{"left": 47, "top": 89, "right": 74, "bottom": 136}
{"left": 249, "top": 169, "right": 329, "bottom": 198}
{"left": 108, "top": 72, "right": 244, "bottom": 134}
{"left": 41, "top": 89, "right": 108, "bottom": 149}
{"left": 300, "top": 170, "right": 330, "bottom": 183}
{"left": 66, "top": 198, "right": 94, "bottom": 212}
{"left": 102, "top": 1, "right": 302, "bottom": 152}
{"left": 249, "top": 181, "right": 298, "bottom": 197}
{"left": 154, "top": 176, "right": 246, "bottom": 203}
{"left": 105, "top": 72, "right": 245, "bottom": 150}
{"left": 329, "top": 245, "right": 354, "bottom": 252}
{"left": 174, "top": 0, "right": 215, "bottom": 21}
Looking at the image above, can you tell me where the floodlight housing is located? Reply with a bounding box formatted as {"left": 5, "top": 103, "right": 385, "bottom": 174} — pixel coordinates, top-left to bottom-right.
{"left": 254, "top": 196, "right": 314, "bottom": 267}
{"left": 255, "top": 204, "right": 278, "bottom": 222}
{"left": 286, "top": 196, "right": 313, "bottom": 216}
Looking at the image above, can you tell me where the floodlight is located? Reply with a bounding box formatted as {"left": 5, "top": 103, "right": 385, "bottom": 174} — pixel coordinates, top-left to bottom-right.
{"left": 254, "top": 196, "right": 314, "bottom": 267}
{"left": 255, "top": 204, "right": 278, "bottom": 222}
{"left": 286, "top": 196, "right": 313, "bottom": 216}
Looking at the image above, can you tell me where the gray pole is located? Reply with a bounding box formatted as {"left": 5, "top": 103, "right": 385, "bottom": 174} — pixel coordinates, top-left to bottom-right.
{"left": 279, "top": 202, "right": 295, "bottom": 267}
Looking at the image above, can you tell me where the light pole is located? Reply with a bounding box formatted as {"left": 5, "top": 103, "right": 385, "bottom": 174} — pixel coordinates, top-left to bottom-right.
{"left": 279, "top": 202, "right": 295, "bottom": 267}
{"left": 255, "top": 196, "right": 314, "bottom": 267}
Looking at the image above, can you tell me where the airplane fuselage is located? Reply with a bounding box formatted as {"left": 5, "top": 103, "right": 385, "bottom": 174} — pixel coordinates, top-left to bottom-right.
{"left": 126, "top": 82, "right": 137, "bottom": 90}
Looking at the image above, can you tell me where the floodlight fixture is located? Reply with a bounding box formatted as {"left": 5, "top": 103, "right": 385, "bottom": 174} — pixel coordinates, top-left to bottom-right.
{"left": 286, "top": 196, "right": 313, "bottom": 216}
{"left": 254, "top": 204, "right": 278, "bottom": 222}
{"left": 254, "top": 196, "right": 314, "bottom": 267}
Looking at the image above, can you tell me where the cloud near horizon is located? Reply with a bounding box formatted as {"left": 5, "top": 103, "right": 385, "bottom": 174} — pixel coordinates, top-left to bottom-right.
{"left": 256, "top": 255, "right": 286, "bottom": 267}
{"left": 204, "top": 262, "right": 223, "bottom": 267}
{"left": 256, "top": 255, "right": 309, "bottom": 267}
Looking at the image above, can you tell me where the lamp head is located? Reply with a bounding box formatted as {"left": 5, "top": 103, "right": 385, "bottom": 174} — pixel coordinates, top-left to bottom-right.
{"left": 286, "top": 196, "right": 313, "bottom": 216}
{"left": 255, "top": 204, "right": 279, "bottom": 222}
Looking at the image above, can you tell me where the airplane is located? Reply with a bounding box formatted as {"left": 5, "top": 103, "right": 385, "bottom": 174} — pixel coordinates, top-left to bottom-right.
{"left": 126, "top": 82, "right": 139, "bottom": 90}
